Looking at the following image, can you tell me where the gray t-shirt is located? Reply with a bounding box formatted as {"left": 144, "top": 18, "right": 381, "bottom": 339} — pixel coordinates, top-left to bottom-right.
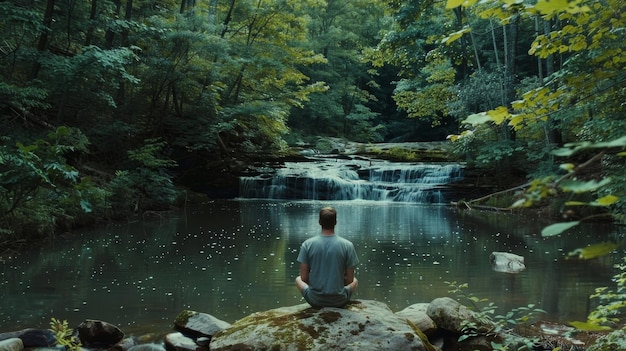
{"left": 297, "top": 234, "right": 359, "bottom": 307}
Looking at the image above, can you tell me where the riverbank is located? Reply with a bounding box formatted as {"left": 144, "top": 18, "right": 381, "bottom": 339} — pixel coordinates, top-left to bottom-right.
{"left": 0, "top": 298, "right": 610, "bottom": 351}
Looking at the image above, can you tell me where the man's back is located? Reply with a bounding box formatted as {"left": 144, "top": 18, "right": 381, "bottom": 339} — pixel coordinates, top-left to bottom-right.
{"left": 298, "top": 234, "right": 358, "bottom": 295}
{"left": 295, "top": 207, "right": 359, "bottom": 308}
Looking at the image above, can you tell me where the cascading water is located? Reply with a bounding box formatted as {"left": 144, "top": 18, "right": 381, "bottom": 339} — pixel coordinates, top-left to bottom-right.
{"left": 239, "top": 157, "right": 464, "bottom": 204}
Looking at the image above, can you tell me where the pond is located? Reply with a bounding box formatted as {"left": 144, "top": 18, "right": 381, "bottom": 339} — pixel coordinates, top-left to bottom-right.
{"left": 0, "top": 200, "right": 622, "bottom": 336}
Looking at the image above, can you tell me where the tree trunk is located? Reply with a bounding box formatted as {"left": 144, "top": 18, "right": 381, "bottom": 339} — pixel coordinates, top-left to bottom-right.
{"left": 121, "top": 0, "right": 133, "bottom": 47}
{"left": 31, "top": 0, "right": 56, "bottom": 79}
{"left": 542, "top": 18, "right": 562, "bottom": 145}
{"left": 85, "top": 0, "right": 98, "bottom": 46}
{"left": 453, "top": 7, "right": 470, "bottom": 78}
{"left": 104, "top": 0, "right": 122, "bottom": 49}
{"left": 220, "top": 0, "right": 237, "bottom": 38}
{"left": 490, "top": 19, "right": 500, "bottom": 67}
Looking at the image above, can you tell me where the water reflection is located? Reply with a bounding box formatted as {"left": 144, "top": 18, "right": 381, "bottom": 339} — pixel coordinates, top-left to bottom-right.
{"left": 0, "top": 200, "right": 622, "bottom": 335}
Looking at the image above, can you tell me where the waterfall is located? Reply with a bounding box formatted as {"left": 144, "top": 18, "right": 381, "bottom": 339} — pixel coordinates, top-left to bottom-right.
{"left": 239, "top": 158, "right": 464, "bottom": 204}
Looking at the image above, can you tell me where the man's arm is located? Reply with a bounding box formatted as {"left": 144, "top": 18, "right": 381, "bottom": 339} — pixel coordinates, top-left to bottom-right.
{"left": 300, "top": 263, "right": 310, "bottom": 283}
{"left": 344, "top": 266, "right": 355, "bottom": 285}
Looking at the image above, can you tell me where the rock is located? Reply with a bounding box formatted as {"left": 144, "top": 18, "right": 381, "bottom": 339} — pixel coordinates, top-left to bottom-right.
{"left": 76, "top": 319, "right": 124, "bottom": 348}
{"left": 128, "top": 343, "right": 167, "bottom": 351}
{"left": 194, "top": 337, "right": 210, "bottom": 347}
{"left": 489, "top": 252, "right": 525, "bottom": 274}
{"left": 0, "top": 329, "right": 54, "bottom": 347}
{"left": 427, "top": 298, "right": 503, "bottom": 351}
{"left": 395, "top": 303, "right": 438, "bottom": 336}
{"left": 16, "top": 329, "right": 55, "bottom": 348}
{"left": 427, "top": 297, "right": 490, "bottom": 334}
{"left": 110, "top": 337, "right": 136, "bottom": 351}
{"left": 173, "top": 310, "right": 230, "bottom": 338}
{"left": 209, "top": 300, "right": 427, "bottom": 351}
{"left": 163, "top": 332, "right": 206, "bottom": 351}
{"left": 0, "top": 338, "right": 23, "bottom": 351}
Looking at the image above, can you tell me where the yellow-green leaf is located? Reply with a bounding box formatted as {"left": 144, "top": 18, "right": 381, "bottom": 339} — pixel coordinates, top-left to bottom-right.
{"left": 441, "top": 28, "right": 471, "bottom": 45}
{"left": 568, "top": 321, "right": 612, "bottom": 331}
{"left": 486, "top": 106, "right": 510, "bottom": 125}
{"left": 445, "top": 0, "right": 478, "bottom": 9}
{"left": 559, "top": 178, "right": 611, "bottom": 193}
{"left": 534, "top": 0, "right": 571, "bottom": 16}
{"left": 559, "top": 163, "right": 575, "bottom": 172}
{"left": 567, "top": 242, "right": 619, "bottom": 260}
{"left": 510, "top": 198, "right": 528, "bottom": 208}
{"left": 594, "top": 194, "right": 619, "bottom": 206}
{"left": 447, "top": 134, "right": 459, "bottom": 142}
{"left": 462, "top": 112, "right": 493, "bottom": 126}
{"left": 564, "top": 201, "right": 587, "bottom": 206}
{"left": 541, "top": 221, "right": 580, "bottom": 237}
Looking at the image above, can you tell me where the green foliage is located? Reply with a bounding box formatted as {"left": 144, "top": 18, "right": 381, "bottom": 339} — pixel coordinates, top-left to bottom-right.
{"left": 582, "top": 258, "right": 626, "bottom": 329}
{"left": 586, "top": 327, "right": 626, "bottom": 351}
{"left": 566, "top": 258, "right": 626, "bottom": 349}
{"left": 108, "top": 139, "right": 179, "bottom": 214}
{"left": 0, "top": 127, "right": 106, "bottom": 238}
{"left": 0, "top": 82, "right": 50, "bottom": 112}
{"left": 289, "top": 0, "right": 390, "bottom": 143}
{"left": 49, "top": 318, "right": 82, "bottom": 351}
{"left": 38, "top": 46, "right": 139, "bottom": 117}
{"left": 447, "top": 281, "right": 545, "bottom": 350}
{"left": 505, "top": 136, "right": 625, "bottom": 237}
{"left": 393, "top": 48, "right": 457, "bottom": 126}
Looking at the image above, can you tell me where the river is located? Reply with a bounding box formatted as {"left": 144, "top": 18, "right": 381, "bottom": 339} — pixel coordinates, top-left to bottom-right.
{"left": 0, "top": 199, "right": 621, "bottom": 336}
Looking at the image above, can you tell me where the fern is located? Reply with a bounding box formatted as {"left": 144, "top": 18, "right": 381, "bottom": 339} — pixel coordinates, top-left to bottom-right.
{"left": 49, "top": 318, "right": 82, "bottom": 351}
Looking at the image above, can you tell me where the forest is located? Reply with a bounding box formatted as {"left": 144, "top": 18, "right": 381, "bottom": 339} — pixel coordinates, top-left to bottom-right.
{"left": 1, "top": 0, "right": 626, "bottom": 346}
{"left": 0, "top": 0, "right": 625, "bottom": 243}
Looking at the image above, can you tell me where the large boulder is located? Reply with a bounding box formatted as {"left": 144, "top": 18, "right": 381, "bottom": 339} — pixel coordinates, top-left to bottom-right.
{"left": 427, "top": 297, "right": 480, "bottom": 334}
{"left": 173, "top": 310, "right": 230, "bottom": 339}
{"left": 0, "top": 329, "right": 55, "bottom": 348}
{"left": 395, "top": 303, "right": 437, "bottom": 336}
{"left": 76, "top": 319, "right": 124, "bottom": 348}
{"left": 209, "top": 300, "right": 427, "bottom": 351}
{"left": 0, "top": 338, "right": 23, "bottom": 351}
{"left": 427, "top": 297, "right": 500, "bottom": 351}
{"left": 163, "top": 332, "right": 205, "bottom": 351}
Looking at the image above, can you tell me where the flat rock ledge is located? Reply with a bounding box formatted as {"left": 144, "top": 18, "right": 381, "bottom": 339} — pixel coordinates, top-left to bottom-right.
{"left": 209, "top": 300, "right": 428, "bottom": 351}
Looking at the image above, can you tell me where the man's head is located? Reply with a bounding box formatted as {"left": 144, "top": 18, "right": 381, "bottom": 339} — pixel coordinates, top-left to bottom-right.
{"left": 319, "top": 207, "right": 337, "bottom": 230}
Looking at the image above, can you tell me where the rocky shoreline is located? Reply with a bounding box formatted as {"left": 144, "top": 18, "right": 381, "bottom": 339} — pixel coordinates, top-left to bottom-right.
{"left": 0, "top": 298, "right": 603, "bottom": 351}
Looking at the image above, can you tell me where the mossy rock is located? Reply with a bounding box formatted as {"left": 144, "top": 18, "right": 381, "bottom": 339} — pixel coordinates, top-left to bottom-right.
{"left": 209, "top": 300, "right": 426, "bottom": 351}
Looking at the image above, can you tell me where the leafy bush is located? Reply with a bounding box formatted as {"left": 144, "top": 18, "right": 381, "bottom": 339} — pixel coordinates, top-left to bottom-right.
{"left": 587, "top": 327, "right": 626, "bottom": 351}
{"left": 107, "top": 139, "right": 179, "bottom": 215}
{"left": 447, "top": 281, "right": 545, "bottom": 350}
{"left": 0, "top": 127, "right": 105, "bottom": 238}
{"left": 584, "top": 258, "right": 626, "bottom": 329}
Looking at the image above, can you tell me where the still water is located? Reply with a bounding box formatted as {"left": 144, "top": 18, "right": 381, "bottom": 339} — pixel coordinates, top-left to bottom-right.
{"left": 0, "top": 200, "right": 622, "bottom": 335}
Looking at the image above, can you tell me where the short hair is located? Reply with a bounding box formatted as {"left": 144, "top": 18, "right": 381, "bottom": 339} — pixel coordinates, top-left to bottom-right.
{"left": 319, "top": 207, "right": 337, "bottom": 230}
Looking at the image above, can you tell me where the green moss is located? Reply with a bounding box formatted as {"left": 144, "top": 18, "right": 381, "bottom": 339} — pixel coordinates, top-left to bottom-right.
{"left": 173, "top": 310, "right": 196, "bottom": 326}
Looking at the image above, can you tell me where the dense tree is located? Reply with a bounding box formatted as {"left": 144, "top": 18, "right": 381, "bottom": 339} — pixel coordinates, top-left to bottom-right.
{"left": 0, "top": 0, "right": 335, "bottom": 237}
{"left": 286, "top": 0, "right": 391, "bottom": 144}
{"left": 1, "top": 0, "right": 624, "bottom": 244}
{"left": 443, "top": 0, "right": 626, "bottom": 224}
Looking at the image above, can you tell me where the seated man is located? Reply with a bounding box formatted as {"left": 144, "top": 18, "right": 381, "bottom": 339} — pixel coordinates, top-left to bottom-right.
{"left": 295, "top": 207, "right": 359, "bottom": 308}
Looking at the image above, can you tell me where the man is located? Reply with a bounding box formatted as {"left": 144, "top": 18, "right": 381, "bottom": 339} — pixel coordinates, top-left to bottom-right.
{"left": 295, "top": 207, "right": 359, "bottom": 308}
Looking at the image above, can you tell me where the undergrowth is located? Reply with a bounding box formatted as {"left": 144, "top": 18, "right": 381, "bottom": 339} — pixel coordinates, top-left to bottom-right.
{"left": 446, "top": 281, "right": 545, "bottom": 350}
